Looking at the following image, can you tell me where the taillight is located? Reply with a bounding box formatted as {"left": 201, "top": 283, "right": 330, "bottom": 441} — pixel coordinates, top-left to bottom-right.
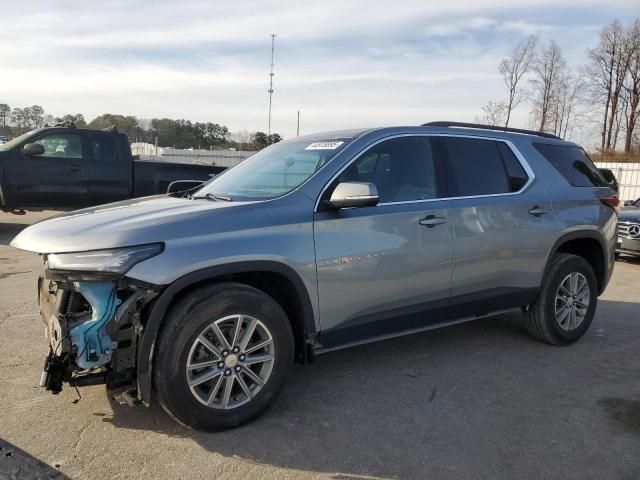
{"left": 600, "top": 195, "right": 621, "bottom": 214}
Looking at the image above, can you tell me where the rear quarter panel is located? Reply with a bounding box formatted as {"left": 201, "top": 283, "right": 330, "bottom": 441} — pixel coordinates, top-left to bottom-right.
{"left": 515, "top": 140, "right": 617, "bottom": 288}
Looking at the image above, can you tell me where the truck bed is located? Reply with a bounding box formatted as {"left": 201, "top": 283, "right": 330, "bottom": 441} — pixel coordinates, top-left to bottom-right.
{"left": 133, "top": 160, "right": 225, "bottom": 197}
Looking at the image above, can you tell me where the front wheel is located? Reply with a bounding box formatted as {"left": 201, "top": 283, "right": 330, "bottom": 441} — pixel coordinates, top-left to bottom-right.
{"left": 526, "top": 253, "right": 598, "bottom": 345}
{"left": 154, "top": 283, "right": 294, "bottom": 431}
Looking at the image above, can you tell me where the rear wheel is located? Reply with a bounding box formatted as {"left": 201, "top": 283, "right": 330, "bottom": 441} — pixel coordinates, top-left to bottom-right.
{"left": 526, "top": 253, "right": 597, "bottom": 345}
{"left": 154, "top": 283, "right": 294, "bottom": 431}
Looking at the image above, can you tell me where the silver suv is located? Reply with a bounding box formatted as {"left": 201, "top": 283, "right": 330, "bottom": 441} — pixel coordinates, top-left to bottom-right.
{"left": 11, "top": 122, "right": 619, "bottom": 431}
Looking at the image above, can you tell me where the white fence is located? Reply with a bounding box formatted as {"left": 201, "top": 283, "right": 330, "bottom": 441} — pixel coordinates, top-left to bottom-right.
{"left": 131, "top": 142, "right": 255, "bottom": 168}
{"left": 594, "top": 162, "right": 640, "bottom": 201}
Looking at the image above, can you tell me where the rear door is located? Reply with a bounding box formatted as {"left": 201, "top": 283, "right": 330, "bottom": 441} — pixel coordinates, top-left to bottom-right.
{"left": 439, "top": 136, "right": 558, "bottom": 318}
{"left": 314, "top": 135, "right": 453, "bottom": 347}
{"left": 86, "top": 132, "right": 130, "bottom": 205}
{"left": 6, "top": 130, "right": 88, "bottom": 208}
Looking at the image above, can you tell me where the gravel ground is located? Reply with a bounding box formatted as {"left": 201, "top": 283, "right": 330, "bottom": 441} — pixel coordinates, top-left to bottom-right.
{"left": 1, "top": 211, "right": 639, "bottom": 480}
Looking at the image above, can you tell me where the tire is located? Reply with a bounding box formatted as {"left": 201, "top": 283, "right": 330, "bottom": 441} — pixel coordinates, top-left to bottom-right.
{"left": 526, "top": 253, "right": 598, "bottom": 345}
{"left": 154, "top": 282, "right": 294, "bottom": 431}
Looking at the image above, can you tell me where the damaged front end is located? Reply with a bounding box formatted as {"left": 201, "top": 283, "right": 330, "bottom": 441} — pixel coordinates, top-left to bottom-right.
{"left": 38, "top": 244, "right": 163, "bottom": 401}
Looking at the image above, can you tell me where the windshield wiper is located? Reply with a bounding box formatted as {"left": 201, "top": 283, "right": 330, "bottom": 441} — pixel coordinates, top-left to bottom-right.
{"left": 192, "top": 192, "right": 232, "bottom": 202}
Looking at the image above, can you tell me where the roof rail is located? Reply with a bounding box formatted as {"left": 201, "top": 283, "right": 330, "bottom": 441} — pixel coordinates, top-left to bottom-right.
{"left": 421, "top": 121, "right": 562, "bottom": 140}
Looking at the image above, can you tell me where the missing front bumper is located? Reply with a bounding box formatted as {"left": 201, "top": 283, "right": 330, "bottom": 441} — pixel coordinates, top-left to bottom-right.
{"left": 38, "top": 275, "right": 158, "bottom": 396}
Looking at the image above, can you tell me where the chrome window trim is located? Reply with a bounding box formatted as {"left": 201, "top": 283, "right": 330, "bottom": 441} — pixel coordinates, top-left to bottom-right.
{"left": 313, "top": 133, "right": 536, "bottom": 211}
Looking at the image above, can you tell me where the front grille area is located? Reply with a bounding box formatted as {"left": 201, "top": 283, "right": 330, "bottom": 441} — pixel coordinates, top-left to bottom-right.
{"left": 619, "top": 222, "right": 640, "bottom": 239}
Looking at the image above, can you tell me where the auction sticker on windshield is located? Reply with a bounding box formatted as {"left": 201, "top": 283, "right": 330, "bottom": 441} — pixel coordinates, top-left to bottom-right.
{"left": 305, "top": 141, "right": 344, "bottom": 150}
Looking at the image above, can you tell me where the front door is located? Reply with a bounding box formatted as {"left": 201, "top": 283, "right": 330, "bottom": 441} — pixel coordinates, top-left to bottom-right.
{"left": 7, "top": 130, "right": 88, "bottom": 209}
{"left": 314, "top": 135, "right": 453, "bottom": 348}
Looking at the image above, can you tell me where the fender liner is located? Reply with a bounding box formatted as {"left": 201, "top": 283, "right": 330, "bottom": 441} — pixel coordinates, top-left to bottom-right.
{"left": 544, "top": 229, "right": 612, "bottom": 295}
{"left": 135, "top": 261, "right": 317, "bottom": 405}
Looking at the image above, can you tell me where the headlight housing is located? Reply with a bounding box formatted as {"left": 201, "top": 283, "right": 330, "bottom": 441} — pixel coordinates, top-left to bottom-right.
{"left": 46, "top": 243, "right": 164, "bottom": 274}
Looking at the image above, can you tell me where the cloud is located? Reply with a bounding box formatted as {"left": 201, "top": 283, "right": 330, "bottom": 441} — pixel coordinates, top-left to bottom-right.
{"left": 0, "top": 0, "right": 637, "bottom": 138}
{"left": 498, "top": 20, "right": 553, "bottom": 35}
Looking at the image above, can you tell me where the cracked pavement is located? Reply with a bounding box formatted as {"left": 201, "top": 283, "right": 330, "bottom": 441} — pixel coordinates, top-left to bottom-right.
{"left": 1, "top": 211, "right": 640, "bottom": 480}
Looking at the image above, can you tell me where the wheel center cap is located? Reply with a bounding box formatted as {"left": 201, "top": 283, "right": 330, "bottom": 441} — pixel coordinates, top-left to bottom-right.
{"left": 567, "top": 297, "right": 574, "bottom": 306}
{"left": 225, "top": 354, "right": 238, "bottom": 368}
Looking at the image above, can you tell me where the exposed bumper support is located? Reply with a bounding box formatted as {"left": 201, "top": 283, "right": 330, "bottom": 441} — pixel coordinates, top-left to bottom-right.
{"left": 71, "top": 282, "right": 118, "bottom": 370}
{"left": 38, "top": 275, "right": 158, "bottom": 397}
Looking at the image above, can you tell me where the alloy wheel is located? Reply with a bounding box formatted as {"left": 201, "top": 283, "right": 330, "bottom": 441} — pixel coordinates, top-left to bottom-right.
{"left": 185, "top": 314, "right": 275, "bottom": 409}
{"left": 554, "top": 272, "right": 590, "bottom": 331}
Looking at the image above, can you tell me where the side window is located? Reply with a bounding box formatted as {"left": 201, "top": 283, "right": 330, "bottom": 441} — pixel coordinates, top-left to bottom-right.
{"left": 90, "top": 133, "right": 118, "bottom": 162}
{"left": 533, "top": 143, "right": 607, "bottom": 187}
{"left": 353, "top": 153, "right": 378, "bottom": 181}
{"left": 33, "top": 133, "right": 82, "bottom": 159}
{"left": 338, "top": 137, "right": 439, "bottom": 203}
{"left": 497, "top": 142, "right": 529, "bottom": 192}
{"left": 442, "top": 137, "right": 509, "bottom": 196}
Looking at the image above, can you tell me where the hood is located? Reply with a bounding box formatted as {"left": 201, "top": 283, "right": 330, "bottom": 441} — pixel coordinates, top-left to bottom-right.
{"left": 619, "top": 205, "right": 640, "bottom": 222}
{"left": 10, "top": 195, "right": 258, "bottom": 254}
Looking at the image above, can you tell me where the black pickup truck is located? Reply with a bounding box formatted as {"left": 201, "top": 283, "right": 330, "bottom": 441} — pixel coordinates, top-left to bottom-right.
{"left": 0, "top": 125, "right": 224, "bottom": 212}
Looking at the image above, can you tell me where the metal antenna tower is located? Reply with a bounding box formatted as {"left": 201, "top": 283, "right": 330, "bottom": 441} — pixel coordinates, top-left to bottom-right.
{"left": 268, "top": 34, "right": 276, "bottom": 136}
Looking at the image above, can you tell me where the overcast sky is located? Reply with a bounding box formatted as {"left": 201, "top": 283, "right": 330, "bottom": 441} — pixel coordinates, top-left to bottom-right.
{"left": 1, "top": 0, "right": 637, "bottom": 139}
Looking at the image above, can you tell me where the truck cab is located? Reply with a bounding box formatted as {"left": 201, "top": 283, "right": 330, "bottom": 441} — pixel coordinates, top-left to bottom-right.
{"left": 0, "top": 127, "right": 134, "bottom": 210}
{"left": 0, "top": 125, "right": 223, "bottom": 212}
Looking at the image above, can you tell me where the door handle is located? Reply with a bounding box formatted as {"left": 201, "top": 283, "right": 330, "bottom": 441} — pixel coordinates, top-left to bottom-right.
{"left": 419, "top": 215, "right": 448, "bottom": 228}
{"left": 69, "top": 165, "right": 83, "bottom": 172}
{"left": 528, "top": 206, "right": 549, "bottom": 216}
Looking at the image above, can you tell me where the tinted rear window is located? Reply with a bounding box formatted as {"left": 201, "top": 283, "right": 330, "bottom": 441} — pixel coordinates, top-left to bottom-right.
{"left": 442, "top": 137, "right": 510, "bottom": 196}
{"left": 534, "top": 143, "right": 607, "bottom": 187}
{"left": 497, "top": 142, "right": 529, "bottom": 192}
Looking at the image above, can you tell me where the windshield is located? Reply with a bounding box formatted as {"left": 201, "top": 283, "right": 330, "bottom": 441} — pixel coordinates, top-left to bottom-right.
{"left": 0, "top": 129, "right": 41, "bottom": 151}
{"left": 194, "top": 138, "right": 351, "bottom": 200}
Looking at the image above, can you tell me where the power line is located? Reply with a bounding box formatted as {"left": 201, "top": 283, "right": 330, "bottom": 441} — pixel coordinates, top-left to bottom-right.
{"left": 268, "top": 34, "right": 276, "bottom": 136}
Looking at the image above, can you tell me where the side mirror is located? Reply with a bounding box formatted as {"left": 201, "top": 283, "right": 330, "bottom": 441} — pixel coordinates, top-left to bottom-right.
{"left": 22, "top": 143, "right": 45, "bottom": 156}
{"left": 623, "top": 200, "right": 634, "bottom": 207}
{"left": 327, "top": 182, "right": 379, "bottom": 209}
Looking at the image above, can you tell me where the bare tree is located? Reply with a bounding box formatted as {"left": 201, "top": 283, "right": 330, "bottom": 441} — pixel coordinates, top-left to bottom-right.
{"left": 10, "top": 107, "right": 26, "bottom": 130}
{"left": 549, "top": 72, "right": 584, "bottom": 139}
{"left": 136, "top": 117, "right": 152, "bottom": 131}
{"left": 0, "top": 103, "right": 10, "bottom": 130}
{"left": 530, "top": 41, "right": 567, "bottom": 133}
{"left": 475, "top": 101, "right": 508, "bottom": 126}
{"left": 229, "top": 130, "right": 253, "bottom": 150}
{"left": 30, "top": 105, "right": 45, "bottom": 128}
{"left": 499, "top": 35, "right": 538, "bottom": 128}
{"left": 612, "top": 88, "right": 628, "bottom": 150}
{"left": 623, "top": 19, "right": 640, "bottom": 153}
{"left": 561, "top": 77, "right": 589, "bottom": 141}
{"left": 43, "top": 114, "right": 55, "bottom": 127}
{"left": 587, "top": 20, "right": 637, "bottom": 151}
{"left": 588, "top": 21, "right": 622, "bottom": 150}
